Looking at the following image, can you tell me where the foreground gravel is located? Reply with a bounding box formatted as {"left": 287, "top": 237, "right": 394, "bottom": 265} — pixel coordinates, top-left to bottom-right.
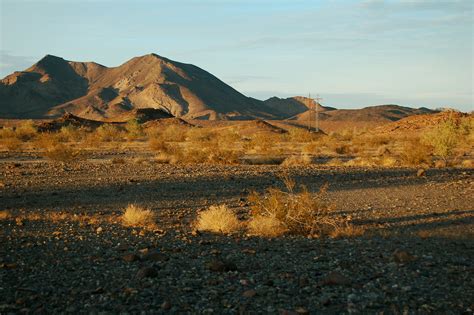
{"left": 1, "top": 160, "right": 473, "bottom": 314}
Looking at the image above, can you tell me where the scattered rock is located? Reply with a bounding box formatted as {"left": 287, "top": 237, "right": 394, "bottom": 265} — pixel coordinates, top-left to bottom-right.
{"left": 142, "top": 251, "right": 168, "bottom": 262}
{"left": 161, "top": 300, "right": 171, "bottom": 310}
{"left": 122, "top": 253, "right": 140, "bottom": 262}
{"left": 96, "top": 227, "right": 103, "bottom": 233}
{"left": 417, "top": 169, "right": 426, "bottom": 177}
{"left": 295, "top": 307, "right": 309, "bottom": 314}
{"left": 393, "top": 249, "right": 416, "bottom": 264}
{"left": 242, "top": 289, "right": 257, "bottom": 298}
{"left": 136, "top": 266, "right": 158, "bottom": 279}
{"left": 207, "top": 258, "right": 237, "bottom": 272}
{"left": 320, "top": 271, "right": 351, "bottom": 286}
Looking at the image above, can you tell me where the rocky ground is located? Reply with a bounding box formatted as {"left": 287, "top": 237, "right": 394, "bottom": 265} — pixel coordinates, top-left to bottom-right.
{"left": 0, "top": 157, "right": 473, "bottom": 314}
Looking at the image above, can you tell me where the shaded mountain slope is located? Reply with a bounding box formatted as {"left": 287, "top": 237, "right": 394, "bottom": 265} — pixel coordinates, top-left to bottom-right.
{"left": 0, "top": 54, "right": 277, "bottom": 120}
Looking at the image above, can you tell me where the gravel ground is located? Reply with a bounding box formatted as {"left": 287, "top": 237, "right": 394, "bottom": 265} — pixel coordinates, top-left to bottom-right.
{"left": 1, "top": 159, "right": 473, "bottom": 314}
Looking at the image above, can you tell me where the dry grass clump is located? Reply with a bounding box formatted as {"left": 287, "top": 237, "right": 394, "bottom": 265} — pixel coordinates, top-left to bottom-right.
{"left": 247, "top": 176, "right": 343, "bottom": 237}
{"left": 0, "top": 210, "right": 10, "bottom": 220}
{"left": 281, "top": 154, "right": 312, "bottom": 167}
{"left": 329, "top": 222, "right": 366, "bottom": 238}
{"left": 195, "top": 205, "right": 242, "bottom": 234}
{"left": 122, "top": 204, "right": 157, "bottom": 229}
{"left": 1, "top": 137, "right": 22, "bottom": 151}
{"left": 14, "top": 120, "right": 37, "bottom": 141}
{"left": 247, "top": 215, "right": 288, "bottom": 237}
{"left": 94, "top": 124, "right": 124, "bottom": 142}
{"left": 400, "top": 139, "right": 432, "bottom": 167}
{"left": 42, "top": 143, "right": 82, "bottom": 163}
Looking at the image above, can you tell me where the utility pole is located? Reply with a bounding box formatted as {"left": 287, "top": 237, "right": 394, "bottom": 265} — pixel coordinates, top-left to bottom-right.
{"left": 314, "top": 94, "right": 323, "bottom": 133}
{"left": 307, "top": 93, "right": 312, "bottom": 132}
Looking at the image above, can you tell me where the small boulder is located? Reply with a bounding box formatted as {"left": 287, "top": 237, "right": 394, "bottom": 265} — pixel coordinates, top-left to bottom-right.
{"left": 136, "top": 266, "right": 158, "bottom": 279}
{"left": 320, "top": 271, "right": 351, "bottom": 286}
{"left": 207, "top": 258, "right": 237, "bottom": 272}
{"left": 393, "top": 249, "right": 416, "bottom": 264}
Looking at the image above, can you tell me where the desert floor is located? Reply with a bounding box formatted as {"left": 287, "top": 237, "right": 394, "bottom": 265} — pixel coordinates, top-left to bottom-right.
{"left": 1, "top": 156, "right": 473, "bottom": 314}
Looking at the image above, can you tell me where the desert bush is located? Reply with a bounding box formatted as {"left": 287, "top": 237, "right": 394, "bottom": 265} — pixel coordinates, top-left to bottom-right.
{"left": 281, "top": 154, "right": 312, "bottom": 167}
{"left": 250, "top": 132, "right": 276, "bottom": 153}
{"left": 15, "top": 120, "right": 37, "bottom": 141}
{"left": 423, "top": 116, "right": 471, "bottom": 162}
{"left": 34, "top": 132, "right": 59, "bottom": 149}
{"left": 125, "top": 119, "right": 143, "bottom": 139}
{"left": 247, "top": 176, "right": 341, "bottom": 237}
{"left": 186, "top": 127, "right": 212, "bottom": 142}
{"left": 95, "top": 124, "right": 123, "bottom": 142}
{"left": 195, "top": 205, "right": 241, "bottom": 234}
{"left": 0, "top": 127, "right": 16, "bottom": 140}
{"left": 288, "top": 128, "right": 318, "bottom": 143}
{"left": 329, "top": 222, "right": 365, "bottom": 238}
{"left": 122, "top": 204, "right": 157, "bottom": 229}
{"left": 161, "top": 125, "right": 187, "bottom": 142}
{"left": 1, "top": 137, "right": 22, "bottom": 151}
{"left": 400, "top": 138, "right": 432, "bottom": 166}
{"left": 247, "top": 215, "right": 288, "bottom": 237}
{"left": 58, "top": 125, "right": 87, "bottom": 142}
{"left": 149, "top": 138, "right": 171, "bottom": 153}
{"left": 42, "top": 143, "right": 81, "bottom": 163}
{"left": 302, "top": 141, "right": 321, "bottom": 155}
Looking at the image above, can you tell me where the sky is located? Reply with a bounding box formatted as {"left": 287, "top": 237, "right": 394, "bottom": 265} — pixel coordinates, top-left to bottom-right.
{"left": 0, "top": 0, "right": 472, "bottom": 111}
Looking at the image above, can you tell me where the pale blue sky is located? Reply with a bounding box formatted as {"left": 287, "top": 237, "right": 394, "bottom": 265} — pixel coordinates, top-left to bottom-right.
{"left": 1, "top": 0, "right": 472, "bottom": 111}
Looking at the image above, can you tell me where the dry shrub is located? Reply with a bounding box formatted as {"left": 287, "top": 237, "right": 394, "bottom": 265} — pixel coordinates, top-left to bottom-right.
{"left": 149, "top": 138, "right": 171, "bottom": 153}
{"left": 42, "top": 143, "right": 81, "bottom": 163}
{"left": 250, "top": 132, "right": 277, "bottom": 153}
{"left": 281, "top": 154, "right": 312, "bottom": 167}
{"left": 329, "top": 222, "right": 365, "bottom": 238}
{"left": 195, "top": 205, "right": 241, "bottom": 234}
{"left": 58, "top": 125, "right": 87, "bottom": 142}
{"left": 400, "top": 139, "right": 432, "bottom": 166}
{"left": 247, "top": 215, "right": 287, "bottom": 237}
{"left": 460, "top": 159, "right": 474, "bottom": 168}
{"left": 288, "top": 128, "right": 319, "bottom": 143}
{"left": 247, "top": 176, "right": 342, "bottom": 237}
{"left": 125, "top": 119, "right": 143, "bottom": 140}
{"left": 325, "top": 158, "right": 343, "bottom": 166}
{"left": 15, "top": 120, "right": 37, "bottom": 141}
{"left": 0, "top": 127, "right": 16, "bottom": 140}
{"left": 302, "top": 141, "right": 321, "bottom": 155}
{"left": 122, "top": 204, "right": 157, "bottom": 229}
{"left": 379, "top": 156, "right": 398, "bottom": 167}
{"left": 1, "top": 137, "right": 22, "bottom": 151}
{"left": 0, "top": 210, "right": 10, "bottom": 220}
{"left": 95, "top": 124, "right": 123, "bottom": 142}
{"left": 161, "top": 125, "right": 187, "bottom": 142}
{"left": 186, "top": 127, "right": 212, "bottom": 142}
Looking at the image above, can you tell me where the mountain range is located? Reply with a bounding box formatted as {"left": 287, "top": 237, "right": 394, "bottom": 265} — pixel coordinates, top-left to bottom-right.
{"left": 0, "top": 53, "right": 436, "bottom": 121}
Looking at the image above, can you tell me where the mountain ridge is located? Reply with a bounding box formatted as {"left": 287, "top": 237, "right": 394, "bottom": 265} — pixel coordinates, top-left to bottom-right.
{"left": 1, "top": 53, "right": 438, "bottom": 122}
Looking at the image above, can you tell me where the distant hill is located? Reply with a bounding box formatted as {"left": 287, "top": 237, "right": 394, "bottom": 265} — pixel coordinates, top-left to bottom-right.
{"left": 0, "top": 54, "right": 277, "bottom": 120}
{"left": 292, "top": 104, "right": 437, "bottom": 123}
{"left": 263, "top": 96, "right": 335, "bottom": 118}
{"left": 375, "top": 110, "right": 470, "bottom": 133}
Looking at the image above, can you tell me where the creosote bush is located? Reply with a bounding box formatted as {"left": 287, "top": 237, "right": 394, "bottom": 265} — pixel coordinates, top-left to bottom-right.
{"left": 195, "top": 205, "right": 241, "bottom": 234}
{"left": 42, "top": 143, "right": 81, "bottom": 163}
{"left": 247, "top": 176, "right": 344, "bottom": 237}
{"left": 122, "top": 204, "right": 157, "bottom": 229}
